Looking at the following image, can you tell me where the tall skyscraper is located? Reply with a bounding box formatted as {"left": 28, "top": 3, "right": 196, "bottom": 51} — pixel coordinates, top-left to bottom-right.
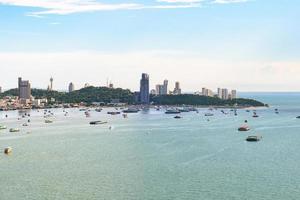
{"left": 0, "top": 86, "right": 2, "bottom": 94}
{"left": 217, "top": 88, "right": 222, "bottom": 99}
{"left": 162, "top": 80, "right": 168, "bottom": 95}
{"left": 18, "top": 77, "right": 31, "bottom": 100}
{"left": 140, "top": 73, "right": 150, "bottom": 104}
{"left": 173, "top": 81, "right": 181, "bottom": 95}
{"left": 68, "top": 82, "right": 75, "bottom": 93}
{"left": 221, "top": 88, "right": 229, "bottom": 100}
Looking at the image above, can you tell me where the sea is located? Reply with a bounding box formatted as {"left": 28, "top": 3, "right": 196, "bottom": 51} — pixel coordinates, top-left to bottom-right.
{"left": 1, "top": 92, "right": 300, "bottom": 200}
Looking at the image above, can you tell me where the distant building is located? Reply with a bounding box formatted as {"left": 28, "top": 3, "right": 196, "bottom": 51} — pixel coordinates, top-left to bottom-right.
{"left": 221, "top": 88, "right": 229, "bottom": 100}
{"left": 139, "top": 73, "right": 150, "bottom": 104}
{"left": 173, "top": 81, "right": 181, "bottom": 95}
{"left": 150, "top": 89, "right": 156, "bottom": 95}
{"left": 155, "top": 84, "right": 164, "bottom": 95}
{"left": 217, "top": 88, "right": 222, "bottom": 99}
{"left": 49, "top": 77, "right": 53, "bottom": 91}
{"left": 231, "top": 90, "right": 237, "bottom": 99}
{"left": 134, "top": 91, "right": 140, "bottom": 103}
{"left": 18, "top": 77, "right": 31, "bottom": 100}
{"left": 202, "top": 87, "right": 214, "bottom": 97}
{"left": 162, "top": 80, "right": 168, "bottom": 95}
{"left": 68, "top": 82, "right": 75, "bottom": 93}
{"left": 109, "top": 83, "right": 114, "bottom": 88}
{"left": 84, "top": 83, "right": 90, "bottom": 88}
{"left": 0, "top": 86, "right": 2, "bottom": 94}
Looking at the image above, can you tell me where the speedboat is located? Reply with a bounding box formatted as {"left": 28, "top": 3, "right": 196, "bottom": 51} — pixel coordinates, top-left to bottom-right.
{"left": 90, "top": 121, "right": 108, "bottom": 125}
{"left": 107, "top": 111, "right": 121, "bottom": 115}
{"left": 246, "top": 135, "right": 262, "bottom": 142}
{"left": 9, "top": 128, "right": 20, "bottom": 132}
{"left": 204, "top": 113, "right": 214, "bottom": 117}
{"left": 238, "top": 125, "right": 250, "bottom": 131}
{"left": 296, "top": 116, "right": 300, "bottom": 119}
{"left": 174, "top": 115, "right": 182, "bottom": 119}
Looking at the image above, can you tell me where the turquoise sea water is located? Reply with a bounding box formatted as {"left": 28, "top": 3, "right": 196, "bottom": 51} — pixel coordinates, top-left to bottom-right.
{"left": 1, "top": 93, "right": 300, "bottom": 200}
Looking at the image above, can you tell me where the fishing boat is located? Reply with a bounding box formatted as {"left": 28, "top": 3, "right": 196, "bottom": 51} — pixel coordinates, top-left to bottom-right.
{"left": 246, "top": 135, "right": 262, "bottom": 142}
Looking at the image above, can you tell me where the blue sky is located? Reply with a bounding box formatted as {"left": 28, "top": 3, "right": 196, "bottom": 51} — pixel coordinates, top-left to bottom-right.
{"left": 0, "top": 0, "right": 300, "bottom": 92}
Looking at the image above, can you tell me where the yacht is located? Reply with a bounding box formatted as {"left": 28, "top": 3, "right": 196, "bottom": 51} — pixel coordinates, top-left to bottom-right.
{"left": 165, "top": 109, "right": 180, "bottom": 114}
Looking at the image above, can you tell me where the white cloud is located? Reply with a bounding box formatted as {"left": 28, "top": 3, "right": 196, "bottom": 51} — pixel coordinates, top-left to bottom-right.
{"left": 0, "top": 0, "right": 250, "bottom": 16}
{"left": 213, "top": 0, "right": 249, "bottom": 4}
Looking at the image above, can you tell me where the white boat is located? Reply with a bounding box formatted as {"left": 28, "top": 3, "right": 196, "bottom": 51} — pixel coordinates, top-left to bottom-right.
{"left": 204, "top": 113, "right": 214, "bottom": 116}
{"left": 0, "top": 125, "right": 7, "bottom": 130}
{"left": 238, "top": 125, "right": 250, "bottom": 131}
{"left": 9, "top": 128, "right": 20, "bottom": 132}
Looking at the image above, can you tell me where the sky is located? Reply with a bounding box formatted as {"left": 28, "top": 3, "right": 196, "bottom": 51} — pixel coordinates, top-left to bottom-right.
{"left": 0, "top": 0, "right": 300, "bottom": 92}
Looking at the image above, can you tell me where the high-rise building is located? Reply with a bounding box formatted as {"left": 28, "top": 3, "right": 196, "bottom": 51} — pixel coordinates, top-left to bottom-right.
{"left": 140, "top": 73, "right": 150, "bottom": 104}
{"left": 217, "top": 88, "right": 222, "bottom": 99}
{"left": 173, "top": 81, "right": 181, "bottom": 95}
{"left": 155, "top": 84, "right": 164, "bottom": 95}
{"left": 162, "top": 80, "right": 168, "bottom": 95}
{"left": 68, "top": 82, "right": 75, "bottom": 93}
{"left": 221, "top": 88, "right": 229, "bottom": 100}
{"left": 18, "top": 77, "right": 31, "bottom": 100}
{"left": 231, "top": 90, "right": 237, "bottom": 99}
{"left": 150, "top": 89, "right": 156, "bottom": 95}
{"left": 0, "top": 86, "right": 2, "bottom": 94}
{"left": 202, "top": 88, "right": 214, "bottom": 97}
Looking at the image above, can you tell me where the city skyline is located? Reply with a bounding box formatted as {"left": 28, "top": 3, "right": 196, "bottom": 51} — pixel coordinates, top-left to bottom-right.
{"left": 1, "top": 0, "right": 300, "bottom": 91}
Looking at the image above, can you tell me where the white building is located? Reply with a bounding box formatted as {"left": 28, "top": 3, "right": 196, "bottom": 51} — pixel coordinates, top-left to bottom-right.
{"left": 221, "top": 88, "right": 229, "bottom": 100}
{"left": 231, "top": 90, "right": 237, "bottom": 99}
{"left": 202, "top": 88, "right": 214, "bottom": 97}
{"left": 173, "top": 82, "right": 181, "bottom": 95}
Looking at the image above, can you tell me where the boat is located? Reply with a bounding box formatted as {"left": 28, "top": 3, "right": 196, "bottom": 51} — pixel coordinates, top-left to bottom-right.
{"left": 246, "top": 135, "right": 262, "bottom": 142}
{"left": 95, "top": 108, "right": 102, "bottom": 112}
{"left": 22, "top": 123, "right": 29, "bottom": 126}
{"left": 4, "top": 147, "right": 12, "bottom": 154}
{"left": 107, "top": 111, "right": 121, "bottom": 115}
{"left": 0, "top": 125, "right": 7, "bottom": 130}
{"left": 122, "top": 114, "right": 128, "bottom": 118}
{"left": 296, "top": 116, "right": 300, "bottom": 119}
{"left": 252, "top": 112, "right": 259, "bottom": 118}
{"left": 45, "top": 119, "right": 53, "bottom": 123}
{"left": 178, "top": 108, "right": 190, "bottom": 112}
{"left": 123, "top": 108, "right": 140, "bottom": 113}
{"left": 90, "top": 121, "right": 108, "bottom": 125}
{"left": 204, "top": 113, "right": 214, "bottom": 117}
{"left": 9, "top": 128, "right": 20, "bottom": 132}
{"left": 238, "top": 125, "right": 250, "bottom": 131}
{"left": 165, "top": 109, "right": 180, "bottom": 114}
{"left": 174, "top": 115, "right": 182, "bottom": 119}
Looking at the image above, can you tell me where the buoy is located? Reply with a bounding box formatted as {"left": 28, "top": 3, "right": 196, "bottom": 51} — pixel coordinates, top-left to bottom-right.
{"left": 4, "top": 147, "right": 12, "bottom": 154}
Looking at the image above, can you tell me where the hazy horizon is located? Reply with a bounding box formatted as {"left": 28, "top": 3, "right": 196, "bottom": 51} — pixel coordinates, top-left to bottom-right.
{"left": 1, "top": 0, "right": 299, "bottom": 92}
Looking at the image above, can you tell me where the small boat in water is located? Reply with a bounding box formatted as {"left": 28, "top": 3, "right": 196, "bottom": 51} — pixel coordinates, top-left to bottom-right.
{"left": 90, "top": 121, "right": 108, "bottom": 125}
{"left": 123, "top": 108, "right": 140, "bottom": 113}
{"left": 107, "top": 111, "right": 121, "bottom": 115}
{"left": 0, "top": 125, "right": 7, "bottom": 130}
{"left": 9, "top": 128, "right": 20, "bottom": 132}
{"left": 204, "top": 113, "right": 214, "bottom": 117}
{"left": 296, "top": 116, "right": 300, "bottom": 119}
{"left": 22, "top": 123, "right": 29, "bottom": 127}
{"left": 174, "top": 115, "right": 182, "bottom": 119}
{"left": 165, "top": 109, "right": 181, "bottom": 114}
{"left": 252, "top": 112, "right": 259, "bottom": 118}
{"left": 238, "top": 125, "right": 250, "bottom": 132}
{"left": 45, "top": 119, "right": 53, "bottom": 123}
{"left": 4, "top": 147, "right": 12, "bottom": 154}
{"left": 246, "top": 135, "right": 262, "bottom": 142}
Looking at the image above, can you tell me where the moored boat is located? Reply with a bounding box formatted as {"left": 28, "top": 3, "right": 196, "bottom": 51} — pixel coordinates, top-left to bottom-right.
{"left": 90, "top": 121, "right": 108, "bottom": 125}
{"left": 165, "top": 109, "right": 180, "bottom": 114}
{"left": 4, "top": 147, "right": 12, "bottom": 154}
{"left": 238, "top": 125, "right": 250, "bottom": 131}
{"left": 45, "top": 119, "right": 53, "bottom": 123}
{"left": 9, "top": 128, "right": 20, "bottom": 132}
{"left": 246, "top": 135, "right": 262, "bottom": 142}
{"left": 0, "top": 125, "right": 7, "bottom": 130}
